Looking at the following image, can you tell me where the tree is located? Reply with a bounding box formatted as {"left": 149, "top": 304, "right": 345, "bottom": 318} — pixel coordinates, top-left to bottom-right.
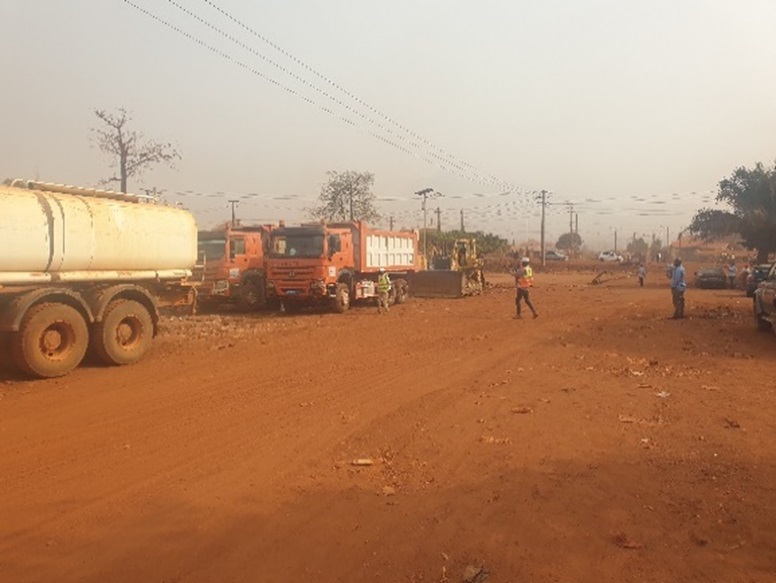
{"left": 424, "top": 229, "right": 508, "bottom": 256}
{"left": 556, "top": 232, "right": 582, "bottom": 255}
{"left": 627, "top": 237, "right": 649, "bottom": 256}
{"left": 93, "top": 108, "right": 180, "bottom": 193}
{"left": 689, "top": 161, "right": 776, "bottom": 263}
{"left": 310, "top": 170, "right": 380, "bottom": 223}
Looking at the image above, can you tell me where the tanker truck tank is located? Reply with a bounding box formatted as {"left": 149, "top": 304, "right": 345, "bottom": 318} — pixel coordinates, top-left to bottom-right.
{"left": 0, "top": 180, "right": 197, "bottom": 284}
{"left": 0, "top": 180, "right": 199, "bottom": 378}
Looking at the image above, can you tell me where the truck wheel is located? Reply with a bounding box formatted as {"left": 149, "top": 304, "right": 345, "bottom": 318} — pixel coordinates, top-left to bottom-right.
{"left": 12, "top": 303, "right": 89, "bottom": 378}
{"left": 92, "top": 300, "right": 153, "bottom": 366}
{"left": 756, "top": 312, "right": 772, "bottom": 332}
{"left": 394, "top": 279, "right": 409, "bottom": 304}
{"left": 237, "top": 282, "right": 264, "bottom": 312}
{"left": 333, "top": 283, "right": 350, "bottom": 313}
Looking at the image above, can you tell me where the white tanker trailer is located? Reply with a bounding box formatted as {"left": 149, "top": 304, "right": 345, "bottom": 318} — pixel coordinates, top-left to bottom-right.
{"left": 0, "top": 180, "right": 198, "bottom": 378}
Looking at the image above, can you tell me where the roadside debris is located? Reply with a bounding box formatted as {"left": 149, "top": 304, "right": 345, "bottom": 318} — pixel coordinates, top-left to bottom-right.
{"left": 351, "top": 458, "right": 374, "bottom": 466}
{"left": 480, "top": 436, "right": 510, "bottom": 445}
{"left": 462, "top": 564, "right": 489, "bottom": 583}
{"left": 511, "top": 406, "right": 533, "bottom": 414}
{"left": 723, "top": 418, "right": 741, "bottom": 429}
{"left": 611, "top": 532, "right": 644, "bottom": 549}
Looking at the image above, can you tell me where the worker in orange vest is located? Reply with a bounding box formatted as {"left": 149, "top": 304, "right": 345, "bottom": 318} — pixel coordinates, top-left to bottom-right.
{"left": 511, "top": 257, "right": 538, "bottom": 319}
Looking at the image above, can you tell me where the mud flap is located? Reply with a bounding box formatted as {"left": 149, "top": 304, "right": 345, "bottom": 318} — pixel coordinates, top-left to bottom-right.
{"left": 409, "top": 271, "right": 467, "bottom": 298}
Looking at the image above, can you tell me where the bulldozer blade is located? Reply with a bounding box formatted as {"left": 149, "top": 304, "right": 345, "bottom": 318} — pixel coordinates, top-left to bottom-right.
{"left": 409, "top": 271, "right": 467, "bottom": 298}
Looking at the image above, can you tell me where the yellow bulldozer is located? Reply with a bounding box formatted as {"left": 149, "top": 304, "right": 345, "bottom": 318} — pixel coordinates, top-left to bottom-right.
{"left": 410, "top": 238, "right": 485, "bottom": 298}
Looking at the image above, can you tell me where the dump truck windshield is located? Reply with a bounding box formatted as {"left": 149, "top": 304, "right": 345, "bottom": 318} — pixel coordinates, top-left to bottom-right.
{"left": 198, "top": 239, "right": 226, "bottom": 262}
{"left": 270, "top": 234, "right": 325, "bottom": 258}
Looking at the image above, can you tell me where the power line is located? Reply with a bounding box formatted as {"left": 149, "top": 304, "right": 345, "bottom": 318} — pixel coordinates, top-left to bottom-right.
{"left": 124, "top": 0, "right": 528, "bottom": 198}
{"left": 198, "top": 0, "right": 524, "bottom": 194}
{"left": 120, "top": 0, "right": 494, "bottom": 189}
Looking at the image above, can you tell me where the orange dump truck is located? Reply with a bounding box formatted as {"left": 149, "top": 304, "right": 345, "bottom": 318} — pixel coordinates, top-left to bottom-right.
{"left": 265, "top": 221, "right": 419, "bottom": 312}
{"left": 196, "top": 225, "right": 273, "bottom": 311}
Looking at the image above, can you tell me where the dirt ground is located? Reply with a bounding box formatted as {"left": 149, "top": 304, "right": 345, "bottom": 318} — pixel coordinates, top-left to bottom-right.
{"left": 1, "top": 269, "right": 775, "bottom": 583}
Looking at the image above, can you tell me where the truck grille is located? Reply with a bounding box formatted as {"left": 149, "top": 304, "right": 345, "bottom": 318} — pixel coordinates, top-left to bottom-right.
{"left": 270, "top": 266, "right": 318, "bottom": 279}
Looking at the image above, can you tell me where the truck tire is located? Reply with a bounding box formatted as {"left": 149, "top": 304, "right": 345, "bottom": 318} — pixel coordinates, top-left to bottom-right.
{"left": 11, "top": 302, "right": 89, "bottom": 378}
{"left": 756, "top": 312, "right": 772, "bottom": 332}
{"left": 333, "top": 283, "right": 350, "bottom": 313}
{"left": 237, "top": 282, "right": 264, "bottom": 312}
{"left": 394, "top": 279, "right": 409, "bottom": 304}
{"left": 92, "top": 299, "right": 153, "bottom": 366}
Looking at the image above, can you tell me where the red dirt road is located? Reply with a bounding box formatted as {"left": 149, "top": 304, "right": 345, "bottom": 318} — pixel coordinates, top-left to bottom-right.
{"left": 1, "top": 271, "right": 775, "bottom": 582}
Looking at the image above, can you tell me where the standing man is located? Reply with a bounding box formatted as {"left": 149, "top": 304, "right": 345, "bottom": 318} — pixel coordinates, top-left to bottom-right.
{"left": 670, "top": 257, "right": 686, "bottom": 319}
{"left": 377, "top": 267, "right": 391, "bottom": 314}
{"left": 727, "top": 261, "right": 737, "bottom": 289}
{"left": 638, "top": 263, "right": 647, "bottom": 287}
{"left": 512, "top": 257, "right": 538, "bottom": 319}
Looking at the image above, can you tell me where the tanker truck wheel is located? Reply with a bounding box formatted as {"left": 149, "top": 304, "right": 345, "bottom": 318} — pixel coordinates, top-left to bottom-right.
{"left": 92, "top": 300, "right": 153, "bottom": 366}
{"left": 12, "top": 303, "right": 89, "bottom": 378}
{"left": 333, "top": 283, "right": 350, "bottom": 313}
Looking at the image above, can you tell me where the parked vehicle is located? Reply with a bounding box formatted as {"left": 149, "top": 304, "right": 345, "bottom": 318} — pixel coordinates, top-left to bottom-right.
{"left": 746, "top": 263, "right": 772, "bottom": 298}
{"left": 0, "top": 180, "right": 197, "bottom": 378}
{"left": 196, "top": 224, "right": 273, "bottom": 311}
{"left": 265, "top": 221, "right": 418, "bottom": 313}
{"left": 598, "top": 251, "right": 623, "bottom": 262}
{"left": 694, "top": 267, "right": 727, "bottom": 289}
{"left": 754, "top": 263, "right": 776, "bottom": 332}
{"left": 545, "top": 250, "right": 568, "bottom": 261}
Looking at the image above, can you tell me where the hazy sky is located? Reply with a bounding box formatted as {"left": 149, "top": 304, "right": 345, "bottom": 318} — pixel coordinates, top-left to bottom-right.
{"left": 2, "top": 0, "right": 775, "bottom": 249}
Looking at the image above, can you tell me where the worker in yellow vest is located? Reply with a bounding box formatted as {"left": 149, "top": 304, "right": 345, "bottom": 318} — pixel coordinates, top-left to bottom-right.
{"left": 377, "top": 267, "right": 391, "bottom": 314}
{"left": 512, "top": 257, "right": 538, "bottom": 319}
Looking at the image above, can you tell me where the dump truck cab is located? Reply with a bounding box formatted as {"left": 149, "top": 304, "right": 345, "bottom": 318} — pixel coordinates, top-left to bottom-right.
{"left": 266, "top": 222, "right": 416, "bottom": 313}
{"left": 196, "top": 225, "right": 272, "bottom": 311}
{"left": 266, "top": 224, "right": 355, "bottom": 308}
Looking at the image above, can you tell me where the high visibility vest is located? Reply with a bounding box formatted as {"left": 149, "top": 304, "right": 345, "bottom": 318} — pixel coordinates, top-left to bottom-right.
{"left": 517, "top": 266, "right": 533, "bottom": 288}
{"left": 378, "top": 273, "right": 391, "bottom": 292}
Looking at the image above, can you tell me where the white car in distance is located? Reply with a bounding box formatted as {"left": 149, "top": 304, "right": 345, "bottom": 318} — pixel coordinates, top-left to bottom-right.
{"left": 598, "top": 250, "right": 623, "bottom": 262}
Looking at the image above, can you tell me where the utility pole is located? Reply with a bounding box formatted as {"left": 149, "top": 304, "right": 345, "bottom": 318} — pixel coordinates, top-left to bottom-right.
{"left": 228, "top": 199, "right": 239, "bottom": 227}
{"left": 435, "top": 207, "right": 442, "bottom": 232}
{"left": 575, "top": 213, "right": 578, "bottom": 235}
{"left": 540, "top": 190, "right": 547, "bottom": 266}
{"left": 666, "top": 226, "right": 670, "bottom": 256}
{"left": 389, "top": 216, "right": 394, "bottom": 231}
{"left": 460, "top": 209, "right": 465, "bottom": 232}
{"left": 415, "top": 188, "right": 439, "bottom": 265}
{"left": 614, "top": 229, "right": 618, "bottom": 252}
{"left": 568, "top": 203, "right": 574, "bottom": 235}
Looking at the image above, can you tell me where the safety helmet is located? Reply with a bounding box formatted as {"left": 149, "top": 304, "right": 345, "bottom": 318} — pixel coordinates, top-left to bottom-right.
{"left": 379, "top": 267, "right": 385, "bottom": 272}
{"left": 521, "top": 257, "right": 530, "bottom": 264}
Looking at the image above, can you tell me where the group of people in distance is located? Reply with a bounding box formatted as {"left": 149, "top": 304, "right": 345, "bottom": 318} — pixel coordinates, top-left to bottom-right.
{"left": 509, "top": 255, "right": 690, "bottom": 322}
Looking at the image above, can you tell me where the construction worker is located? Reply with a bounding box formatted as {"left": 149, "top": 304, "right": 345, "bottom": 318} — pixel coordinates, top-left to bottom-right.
{"left": 670, "top": 257, "right": 686, "bottom": 319}
{"left": 511, "top": 257, "right": 538, "bottom": 319}
{"left": 377, "top": 267, "right": 391, "bottom": 314}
